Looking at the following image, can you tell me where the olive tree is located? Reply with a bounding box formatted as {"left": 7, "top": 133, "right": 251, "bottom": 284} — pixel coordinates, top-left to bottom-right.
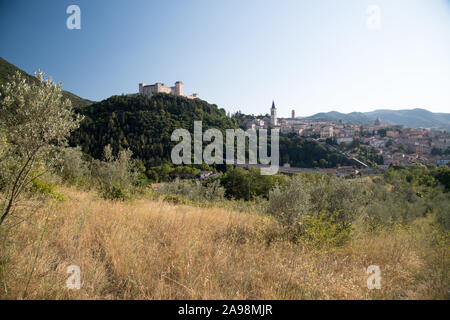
{"left": 91, "top": 145, "right": 138, "bottom": 200}
{"left": 0, "top": 70, "right": 83, "bottom": 226}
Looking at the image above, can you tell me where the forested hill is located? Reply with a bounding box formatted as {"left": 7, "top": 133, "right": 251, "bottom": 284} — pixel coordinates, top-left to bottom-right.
{"left": 70, "top": 93, "right": 355, "bottom": 172}
{"left": 70, "top": 93, "right": 237, "bottom": 167}
{"left": 0, "top": 57, "right": 93, "bottom": 109}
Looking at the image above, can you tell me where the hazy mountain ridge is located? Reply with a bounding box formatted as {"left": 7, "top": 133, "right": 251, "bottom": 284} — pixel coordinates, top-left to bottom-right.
{"left": 304, "top": 108, "right": 450, "bottom": 131}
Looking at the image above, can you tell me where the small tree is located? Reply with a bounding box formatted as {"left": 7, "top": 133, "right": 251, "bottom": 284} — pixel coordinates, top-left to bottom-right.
{"left": 0, "top": 70, "right": 83, "bottom": 226}
{"left": 92, "top": 145, "right": 138, "bottom": 200}
{"left": 59, "top": 146, "right": 90, "bottom": 185}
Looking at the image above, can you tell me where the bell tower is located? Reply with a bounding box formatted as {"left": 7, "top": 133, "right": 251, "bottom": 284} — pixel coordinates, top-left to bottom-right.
{"left": 270, "top": 101, "right": 278, "bottom": 126}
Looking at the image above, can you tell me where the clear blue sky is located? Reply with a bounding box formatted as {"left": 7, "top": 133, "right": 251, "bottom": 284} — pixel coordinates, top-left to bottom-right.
{"left": 1, "top": 0, "right": 449, "bottom": 117}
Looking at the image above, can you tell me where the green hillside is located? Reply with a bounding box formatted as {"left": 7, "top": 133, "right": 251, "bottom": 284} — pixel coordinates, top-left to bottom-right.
{"left": 366, "top": 109, "right": 450, "bottom": 131}
{"left": 305, "top": 111, "right": 371, "bottom": 124}
{"left": 70, "top": 94, "right": 354, "bottom": 175}
{"left": 69, "top": 93, "right": 237, "bottom": 168}
{"left": 0, "top": 57, "right": 93, "bottom": 109}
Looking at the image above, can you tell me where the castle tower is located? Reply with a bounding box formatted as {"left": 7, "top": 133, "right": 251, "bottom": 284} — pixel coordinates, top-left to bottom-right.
{"left": 270, "top": 101, "right": 278, "bottom": 126}
{"left": 139, "top": 83, "right": 145, "bottom": 95}
{"left": 291, "top": 109, "right": 295, "bottom": 119}
{"left": 175, "top": 81, "right": 184, "bottom": 96}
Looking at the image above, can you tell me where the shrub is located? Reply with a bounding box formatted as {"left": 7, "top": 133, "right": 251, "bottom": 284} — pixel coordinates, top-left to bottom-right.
{"left": 107, "top": 184, "right": 131, "bottom": 201}
{"left": 266, "top": 175, "right": 310, "bottom": 226}
{"left": 59, "top": 147, "right": 90, "bottom": 185}
{"left": 0, "top": 70, "right": 82, "bottom": 225}
{"left": 163, "top": 194, "right": 192, "bottom": 205}
{"left": 158, "top": 178, "right": 225, "bottom": 202}
{"left": 92, "top": 145, "right": 138, "bottom": 200}
{"left": 220, "top": 167, "right": 286, "bottom": 200}
{"left": 203, "top": 179, "right": 225, "bottom": 201}
{"left": 31, "top": 178, "right": 65, "bottom": 201}
{"left": 433, "top": 193, "right": 450, "bottom": 230}
{"left": 308, "top": 175, "right": 367, "bottom": 226}
{"left": 0, "top": 131, "right": 10, "bottom": 192}
{"left": 135, "top": 159, "right": 150, "bottom": 187}
{"left": 301, "top": 210, "right": 353, "bottom": 247}
{"left": 267, "top": 174, "right": 365, "bottom": 244}
{"left": 364, "top": 180, "right": 430, "bottom": 230}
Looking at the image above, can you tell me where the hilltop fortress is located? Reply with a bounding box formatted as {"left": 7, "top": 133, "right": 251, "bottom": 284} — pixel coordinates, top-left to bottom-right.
{"left": 139, "top": 81, "right": 198, "bottom": 99}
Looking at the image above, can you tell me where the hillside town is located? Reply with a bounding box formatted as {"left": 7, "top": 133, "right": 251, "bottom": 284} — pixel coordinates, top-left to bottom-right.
{"left": 242, "top": 102, "right": 450, "bottom": 169}
{"left": 130, "top": 81, "right": 450, "bottom": 171}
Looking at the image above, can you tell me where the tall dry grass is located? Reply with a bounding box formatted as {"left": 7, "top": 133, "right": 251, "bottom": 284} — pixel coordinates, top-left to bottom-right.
{"left": 0, "top": 187, "right": 448, "bottom": 299}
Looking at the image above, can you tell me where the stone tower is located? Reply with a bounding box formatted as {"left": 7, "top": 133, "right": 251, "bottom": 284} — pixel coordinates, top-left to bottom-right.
{"left": 175, "top": 81, "right": 184, "bottom": 96}
{"left": 270, "top": 101, "right": 278, "bottom": 126}
{"left": 291, "top": 109, "right": 295, "bottom": 119}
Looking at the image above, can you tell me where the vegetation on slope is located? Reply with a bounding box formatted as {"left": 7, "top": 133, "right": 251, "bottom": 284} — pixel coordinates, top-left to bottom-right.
{"left": 71, "top": 95, "right": 353, "bottom": 180}
{"left": 0, "top": 186, "right": 448, "bottom": 299}
{"left": 280, "top": 134, "right": 352, "bottom": 168}
{"left": 70, "top": 93, "right": 236, "bottom": 169}
{"left": 0, "top": 57, "right": 93, "bottom": 109}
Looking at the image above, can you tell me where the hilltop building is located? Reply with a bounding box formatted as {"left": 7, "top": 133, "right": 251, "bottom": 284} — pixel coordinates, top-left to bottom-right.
{"left": 138, "top": 81, "right": 198, "bottom": 99}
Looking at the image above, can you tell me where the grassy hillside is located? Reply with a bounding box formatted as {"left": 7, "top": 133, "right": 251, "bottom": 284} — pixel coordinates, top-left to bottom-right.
{"left": 0, "top": 186, "right": 447, "bottom": 299}
{"left": 0, "top": 57, "right": 93, "bottom": 109}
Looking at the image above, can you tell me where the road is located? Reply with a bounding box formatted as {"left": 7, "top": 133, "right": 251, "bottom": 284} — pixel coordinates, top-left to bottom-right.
{"left": 308, "top": 138, "right": 369, "bottom": 168}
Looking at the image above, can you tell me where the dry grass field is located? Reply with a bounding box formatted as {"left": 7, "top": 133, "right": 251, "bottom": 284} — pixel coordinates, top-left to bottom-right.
{"left": 0, "top": 187, "right": 448, "bottom": 300}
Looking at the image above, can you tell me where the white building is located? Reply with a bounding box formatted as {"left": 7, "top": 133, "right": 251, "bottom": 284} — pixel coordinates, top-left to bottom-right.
{"left": 337, "top": 137, "right": 354, "bottom": 144}
{"left": 320, "top": 126, "right": 334, "bottom": 139}
{"left": 138, "top": 81, "right": 198, "bottom": 99}
{"left": 244, "top": 118, "right": 265, "bottom": 130}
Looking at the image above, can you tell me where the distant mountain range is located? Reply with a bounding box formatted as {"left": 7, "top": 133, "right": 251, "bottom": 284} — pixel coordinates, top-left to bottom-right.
{"left": 304, "top": 109, "right": 450, "bottom": 131}
{"left": 0, "top": 57, "right": 93, "bottom": 109}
